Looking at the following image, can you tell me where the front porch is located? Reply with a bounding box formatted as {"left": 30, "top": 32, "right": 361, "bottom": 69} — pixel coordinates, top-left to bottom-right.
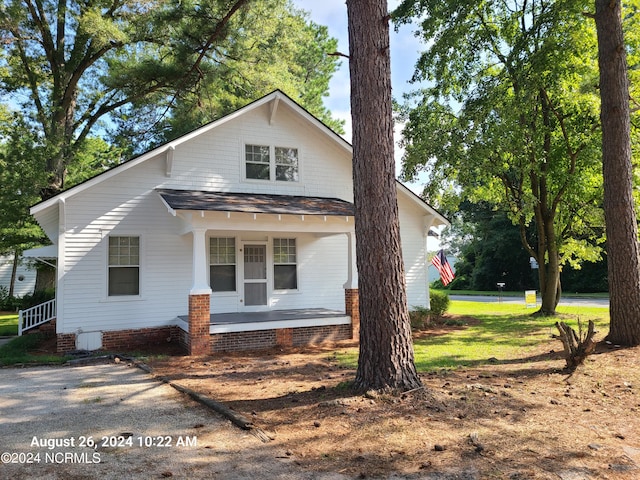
{"left": 177, "top": 308, "right": 350, "bottom": 334}
{"left": 183, "top": 290, "right": 359, "bottom": 354}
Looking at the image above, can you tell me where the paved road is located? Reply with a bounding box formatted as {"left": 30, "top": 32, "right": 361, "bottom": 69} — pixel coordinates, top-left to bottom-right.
{"left": 449, "top": 294, "right": 609, "bottom": 308}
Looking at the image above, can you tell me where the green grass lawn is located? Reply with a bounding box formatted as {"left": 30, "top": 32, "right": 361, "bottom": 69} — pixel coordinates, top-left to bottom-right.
{"left": 338, "top": 301, "right": 610, "bottom": 371}
{"left": 0, "top": 333, "right": 69, "bottom": 365}
{"left": 0, "top": 313, "right": 19, "bottom": 336}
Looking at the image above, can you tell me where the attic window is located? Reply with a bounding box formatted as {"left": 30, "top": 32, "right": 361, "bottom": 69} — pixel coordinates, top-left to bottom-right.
{"left": 245, "top": 144, "right": 298, "bottom": 182}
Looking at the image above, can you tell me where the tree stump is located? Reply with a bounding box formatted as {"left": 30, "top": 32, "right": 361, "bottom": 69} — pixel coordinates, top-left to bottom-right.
{"left": 554, "top": 319, "right": 597, "bottom": 370}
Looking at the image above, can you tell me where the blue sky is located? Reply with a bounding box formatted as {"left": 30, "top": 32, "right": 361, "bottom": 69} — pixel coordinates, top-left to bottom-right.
{"left": 291, "top": 1, "right": 441, "bottom": 246}
{"left": 291, "top": 0, "right": 427, "bottom": 143}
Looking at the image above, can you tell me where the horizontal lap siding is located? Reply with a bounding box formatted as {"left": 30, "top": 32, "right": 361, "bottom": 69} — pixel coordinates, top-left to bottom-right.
{"left": 271, "top": 233, "right": 347, "bottom": 311}
{"left": 166, "top": 105, "right": 353, "bottom": 201}
{"left": 398, "top": 195, "right": 429, "bottom": 309}
{"left": 62, "top": 156, "right": 191, "bottom": 334}
{"left": 59, "top": 103, "right": 354, "bottom": 335}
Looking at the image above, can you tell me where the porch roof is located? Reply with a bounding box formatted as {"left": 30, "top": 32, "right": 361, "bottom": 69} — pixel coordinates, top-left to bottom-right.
{"left": 156, "top": 189, "right": 354, "bottom": 217}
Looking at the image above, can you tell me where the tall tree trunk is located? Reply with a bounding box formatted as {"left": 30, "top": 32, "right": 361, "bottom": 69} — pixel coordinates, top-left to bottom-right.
{"left": 595, "top": 0, "right": 640, "bottom": 346}
{"left": 347, "top": 0, "right": 422, "bottom": 391}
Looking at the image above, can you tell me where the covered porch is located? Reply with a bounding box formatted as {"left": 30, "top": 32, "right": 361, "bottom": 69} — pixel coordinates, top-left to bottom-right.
{"left": 177, "top": 308, "right": 350, "bottom": 334}
{"left": 157, "top": 189, "right": 361, "bottom": 354}
{"left": 175, "top": 307, "right": 355, "bottom": 353}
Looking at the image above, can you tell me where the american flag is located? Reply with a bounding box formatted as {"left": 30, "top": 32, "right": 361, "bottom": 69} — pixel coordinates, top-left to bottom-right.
{"left": 432, "top": 249, "right": 455, "bottom": 286}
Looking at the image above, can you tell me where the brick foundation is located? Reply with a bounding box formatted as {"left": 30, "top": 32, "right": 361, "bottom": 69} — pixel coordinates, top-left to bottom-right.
{"left": 275, "top": 328, "right": 293, "bottom": 347}
{"left": 188, "top": 294, "right": 211, "bottom": 355}
{"left": 292, "top": 324, "right": 352, "bottom": 346}
{"left": 209, "top": 324, "right": 351, "bottom": 353}
{"left": 56, "top": 333, "right": 77, "bottom": 353}
{"left": 102, "top": 326, "right": 179, "bottom": 351}
{"left": 345, "top": 288, "right": 360, "bottom": 339}
{"left": 56, "top": 326, "right": 180, "bottom": 354}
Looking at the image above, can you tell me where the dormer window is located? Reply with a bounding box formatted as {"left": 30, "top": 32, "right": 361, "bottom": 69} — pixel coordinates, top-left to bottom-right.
{"left": 245, "top": 144, "right": 298, "bottom": 182}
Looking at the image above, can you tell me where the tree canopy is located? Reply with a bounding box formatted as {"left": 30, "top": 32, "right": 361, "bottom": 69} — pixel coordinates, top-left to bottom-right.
{"left": 0, "top": 0, "right": 342, "bottom": 197}
{"left": 394, "top": 0, "right": 607, "bottom": 314}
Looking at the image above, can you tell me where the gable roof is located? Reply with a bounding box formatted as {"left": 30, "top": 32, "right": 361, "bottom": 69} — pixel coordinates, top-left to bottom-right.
{"left": 30, "top": 89, "right": 448, "bottom": 227}
{"left": 31, "top": 90, "right": 352, "bottom": 215}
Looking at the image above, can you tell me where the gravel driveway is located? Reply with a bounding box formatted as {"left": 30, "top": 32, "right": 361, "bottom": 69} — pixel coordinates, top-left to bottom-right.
{"left": 0, "top": 361, "right": 348, "bottom": 480}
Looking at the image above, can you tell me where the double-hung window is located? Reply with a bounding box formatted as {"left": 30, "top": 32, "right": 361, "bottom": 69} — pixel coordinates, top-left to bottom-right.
{"left": 210, "top": 237, "right": 236, "bottom": 292}
{"left": 245, "top": 144, "right": 298, "bottom": 182}
{"left": 273, "top": 238, "right": 297, "bottom": 290}
{"left": 108, "top": 236, "right": 140, "bottom": 296}
{"left": 274, "top": 147, "right": 299, "bottom": 181}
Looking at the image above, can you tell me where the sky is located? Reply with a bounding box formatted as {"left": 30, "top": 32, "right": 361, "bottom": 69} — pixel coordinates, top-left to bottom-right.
{"left": 291, "top": 1, "right": 443, "bottom": 248}
{"left": 291, "top": 0, "right": 429, "bottom": 192}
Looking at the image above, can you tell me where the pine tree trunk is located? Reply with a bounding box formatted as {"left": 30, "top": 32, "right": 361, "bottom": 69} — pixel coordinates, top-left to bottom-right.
{"left": 347, "top": 0, "right": 422, "bottom": 391}
{"left": 595, "top": 0, "right": 640, "bottom": 346}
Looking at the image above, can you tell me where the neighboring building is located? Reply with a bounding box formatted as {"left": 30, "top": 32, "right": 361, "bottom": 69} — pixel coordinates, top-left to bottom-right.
{"left": 0, "top": 255, "right": 36, "bottom": 299}
{"left": 28, "top": 91, "right": 448, "bottom": 354}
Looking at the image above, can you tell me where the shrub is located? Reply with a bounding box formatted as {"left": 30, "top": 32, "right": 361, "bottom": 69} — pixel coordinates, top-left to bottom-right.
{"left": 409, "top": 306, "right": 431, "bottom": 330}
{"left": 0, "top": 286, "right": 21, "bottom": 311}
{"left": 19, "top": 288, "right": 56, "bottom": 310}
{"left": 429, "top": 290, "right": 450, "bottom": 318}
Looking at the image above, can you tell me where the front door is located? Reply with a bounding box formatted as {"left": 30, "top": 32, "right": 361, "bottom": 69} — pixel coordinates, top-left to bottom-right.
{"left": 243, "top": 244, "right": 268, "bottom": 307}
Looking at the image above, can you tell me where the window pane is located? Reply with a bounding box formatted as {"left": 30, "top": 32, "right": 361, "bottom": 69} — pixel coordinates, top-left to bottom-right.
{"left": 276, "top": 165, "right": 298, "bottom": 182}
{"left": 274, "top": 238, "right": 296, "bottom": 263}
{"left": 109, "top": 267, "right": 140, "bottom": 296}
{"left": 274, "top": 265, "right": 297, "bottom": 290}
{"left": 275, "top": 147, "right": 298, "bottom": 182}
{"left": 210, "top": 265, "right": 236, "bottom": 292}
{"left": 246, "top": 162, "right": 270, "bottom": 180}
{"left": 210, "top": 238, "right": 236, "bottom": 265}
{"left": 109, "top": 236, "right": 139, "bottom": 267}
{"left": 246, "top": 145, "right": 269, "bottom": 163}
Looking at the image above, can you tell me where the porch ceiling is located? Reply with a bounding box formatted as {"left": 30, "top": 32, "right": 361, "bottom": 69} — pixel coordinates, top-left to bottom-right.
{"left": 156, "top": 189, "right": 354, "bottom": 217}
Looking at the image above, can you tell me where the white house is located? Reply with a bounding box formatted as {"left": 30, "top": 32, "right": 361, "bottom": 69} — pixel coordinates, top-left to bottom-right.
{"left": 27, "top": 91, "right": 448, "bottom": 354}
{"left": 0, "top": 255, "right": 36, "bottom": 298}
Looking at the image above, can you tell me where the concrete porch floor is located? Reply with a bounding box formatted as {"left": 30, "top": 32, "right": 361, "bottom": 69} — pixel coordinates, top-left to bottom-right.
{"left": 178, "top": 308, "right": 351, "bottom": 334}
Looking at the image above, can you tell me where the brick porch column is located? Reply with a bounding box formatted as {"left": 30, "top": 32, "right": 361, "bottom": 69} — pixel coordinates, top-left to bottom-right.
{"left": 343, "top": 232, "right": 359, "bottom": 340}
{"left": 189, "top": 294, "right": 211, "bottom": 355}
{"left": 276, "top": 328, "right": 294, "bottom": 347}
{"left": 345, "top": 288, "right": 359, "bottom": 340}
{"left": 188, "top": 227, "right": 212, "bottom": 355}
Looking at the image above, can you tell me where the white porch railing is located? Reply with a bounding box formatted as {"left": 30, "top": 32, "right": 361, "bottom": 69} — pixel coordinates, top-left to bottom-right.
{"left": 18, "top": 299, "right": 56, "bottom": 336}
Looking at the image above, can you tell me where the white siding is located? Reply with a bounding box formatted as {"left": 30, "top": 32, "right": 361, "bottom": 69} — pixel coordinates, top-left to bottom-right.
{"left": 57, "top": 102, "right": 353, "bottom": 335}
{"left": 52, "top": 97, "right": 434, "bottom": 335}
{"left": 0, "top": 256, "right": 36, "bottom": 297}
{"left": 162, "top": 104, "right": 353, "bottom": 201}
{"left": 398, "top": 194, "right": 429, "bottom": 309}
{"left": 208, "top": 232, "right": 347, "bottom": 314}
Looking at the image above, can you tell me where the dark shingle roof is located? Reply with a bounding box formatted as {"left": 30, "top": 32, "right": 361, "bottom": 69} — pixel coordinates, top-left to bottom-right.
{"left": 156, "top": 189, "right": 354, "bottom": 216}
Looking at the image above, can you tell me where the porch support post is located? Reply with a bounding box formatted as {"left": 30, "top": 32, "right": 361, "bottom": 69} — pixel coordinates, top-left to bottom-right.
{"left": 343, "top": 232, "right": 359, "bottom": 339}
{"left": 189, "top": 227, "right": 211, "bottom": 355}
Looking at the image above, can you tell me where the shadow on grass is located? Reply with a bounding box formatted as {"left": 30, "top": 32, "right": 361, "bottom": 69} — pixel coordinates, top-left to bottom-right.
{"left": 0, "top": 334, "right": 69, "bottom": 365}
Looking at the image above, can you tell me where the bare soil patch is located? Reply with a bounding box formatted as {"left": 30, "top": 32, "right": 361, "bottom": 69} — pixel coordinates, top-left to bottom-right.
{"left": 145, "top": 321, "right": 640, "bottom": 479}
{"left": 23, "top": 317, "right": 640, "bottom": 479}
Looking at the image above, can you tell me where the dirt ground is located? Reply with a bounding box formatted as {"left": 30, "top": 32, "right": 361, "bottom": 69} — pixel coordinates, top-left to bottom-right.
{"left": 143, "top": 320, "right": 640, "bottom": 480}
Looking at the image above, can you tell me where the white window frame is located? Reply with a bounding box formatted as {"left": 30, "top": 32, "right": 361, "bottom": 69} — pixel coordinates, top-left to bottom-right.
{"left": 273, "top": 238, "right": 298, "bottom": 291}
{"left": 106, "top": 235, "right": 142, "bottom": 299}
{"left": 209, "top": 237, "right": 237, "bottom": 293}
{"left": 243, "top": 143, "right": 300, "bottom": 183}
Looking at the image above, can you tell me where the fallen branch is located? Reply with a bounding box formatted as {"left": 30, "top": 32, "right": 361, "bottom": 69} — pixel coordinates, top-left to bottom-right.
{"left": 554, "top": 319, "right": 597, "bottom": 370}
